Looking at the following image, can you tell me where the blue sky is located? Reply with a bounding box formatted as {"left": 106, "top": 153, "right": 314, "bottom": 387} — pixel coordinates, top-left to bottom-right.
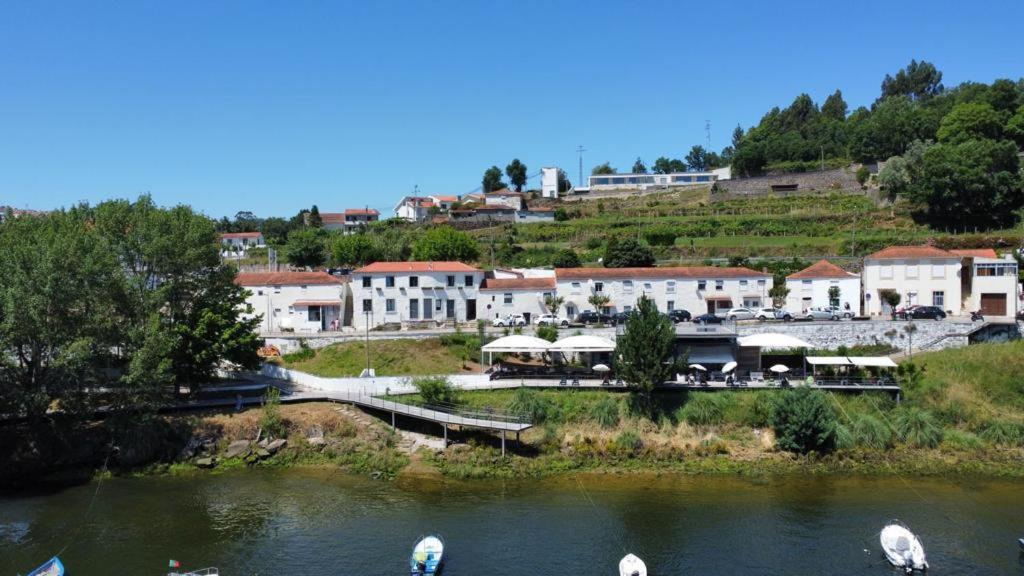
{"left": 1, "top": 1, "right": 1022, "bottom": 219}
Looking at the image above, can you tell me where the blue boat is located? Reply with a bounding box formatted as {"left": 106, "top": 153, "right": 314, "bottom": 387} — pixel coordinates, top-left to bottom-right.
{"left": 26, "top": 557, "right": 64, "bottom": 576}
{"left": 410, "top": 534, "right": 445, "bottom": 575}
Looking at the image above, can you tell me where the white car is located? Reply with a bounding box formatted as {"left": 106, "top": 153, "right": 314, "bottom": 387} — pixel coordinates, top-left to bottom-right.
{"left": 804, "top": 307, "right": 840, "bottom": 321}
{"left": 724, "top": 307, "right": 756, "bottom": 321}
{"left": 536, "top": 313, "right": 570, "bottom": 327}
{"left": 755, "top": 307, "right": 794, "bottom": 321}
{"left": 492, "top": 314, "right": 526, "bottom": 327}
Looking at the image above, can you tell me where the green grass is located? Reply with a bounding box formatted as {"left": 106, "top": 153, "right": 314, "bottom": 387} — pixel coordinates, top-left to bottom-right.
{"left": 283, "top": 338, "right": 475, "bottom": 377}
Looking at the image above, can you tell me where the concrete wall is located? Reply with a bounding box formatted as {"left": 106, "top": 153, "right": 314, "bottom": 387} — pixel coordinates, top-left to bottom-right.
{"left": 715, "top": 166, "right": 863, "bottom": 196}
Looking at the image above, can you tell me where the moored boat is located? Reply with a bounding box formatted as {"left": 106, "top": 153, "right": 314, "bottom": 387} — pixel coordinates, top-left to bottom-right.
{"left": 618, "top": 553, "right": 647, "bottom": 576}
{"left": 880, "top": 521, "right": 928, "bottom": 572}
{"left": 26, "top": 556, "right": 64, "bottom": 576}
{"left": 410, "top": 534, "right": 445, "bottom": 575}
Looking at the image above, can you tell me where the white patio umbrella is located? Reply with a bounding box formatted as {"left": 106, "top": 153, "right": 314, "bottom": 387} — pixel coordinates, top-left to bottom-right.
{"left": 769, "top": 364, "right": 790, "bottom": 373}
{"left": 688, "top": 364, "right": 707, "bottom": 371}
{"left": 722, "top": 361, "right": 738, "bottom": 374}
{"left": 592, "top": 364, "right": 611, "bottom": 372}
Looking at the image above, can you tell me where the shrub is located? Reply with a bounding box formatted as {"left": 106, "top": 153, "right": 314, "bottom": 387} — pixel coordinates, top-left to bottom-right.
{"left": 770, "top": 387, "right": 838, "bottom": 454}
{"left": 283, "top": 342, "right": 315, "bottom": 363}
{"left": 979, "top": 420, "right": 1024, "bottom": 446}
{"left": 508, "top": 388, "right": 555, "bottom": 424}
{"left": 747, "top": 392, "right": 778, "bottom": 427}
{"left": 551, "top": 248, "right": 581, "bottom": 268}
{"left": 835, "top": 424, "right": 855, "bottom": 450}
{"left": 614, "top": 430, "right": 643, "bottom": 454}
{"left": 942, "top": 429, "right": 984, "bottom": 451}
{"left": 855, "top": 165, "right": 870, "bottom": 186}
{"left": 893, "top": 407, "right": 943, "bottom": 448}
{"left": 584, "top": 236, "right": 604, "bottom": 250}
{"left": 535, "top": 324, "right": 559, "bottom": 343}
{"left": 554, "top": 208, "right": 569, "bottom": 222}
{"left": 260, "top": 388, "right": 287, "bottom": 439}
{"left": 679, "top": 393, "right": 725, "bottom": 426}
{"left": 590, "top": 396, "right": 621, "bottom": 429}
{"left": 412, "top": 376, "right": 460, "bottom": 406}
{"left": 851, "top": 414, "right": 893, "bottom": 449}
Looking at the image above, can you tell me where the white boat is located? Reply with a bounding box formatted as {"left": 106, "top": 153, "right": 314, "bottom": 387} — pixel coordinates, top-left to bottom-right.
{"left": 410, "top": 534, "right": 445, "bottom": 575}
{"left": 618, "top": 553, "right": 647, "bottom": 576}
{"left": 880, "top": 522, "right": 928, "bottom": 572}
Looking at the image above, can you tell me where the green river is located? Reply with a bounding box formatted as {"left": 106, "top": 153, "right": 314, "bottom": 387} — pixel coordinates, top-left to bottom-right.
{"left": 1, "top": 469, "right": 1023, "bottom": 575}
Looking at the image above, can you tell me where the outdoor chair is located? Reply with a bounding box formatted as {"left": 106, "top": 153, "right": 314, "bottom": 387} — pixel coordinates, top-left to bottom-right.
{"left": 571, "top": 378, "right": 580, "bottom": 387}
{"left": 559, "top": 377, "right": 567, "bottom": 387}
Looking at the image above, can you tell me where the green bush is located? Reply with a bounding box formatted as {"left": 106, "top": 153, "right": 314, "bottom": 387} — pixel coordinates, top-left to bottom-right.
{"left": 770, "top": 387, "right": 838, "bottom": 454}
{"left": 979, "top": 420, "right": 1024, "bottom": 446}
{"left": 535, "top": 324, "right": 559, "bottom": 343}
{"left": 412, "top": 376, "right": 461, "bottom": 406}
{"left": 893, "top": 407, "right": 943, "bottom": 448}
{"left": 942, "top": 429, "right": 984, "bottom": 451}
{"left": 747, "top": 392, "right": 778, "bottom": 427}
{"left": 260, "top": 388, "right": 287, "bottom": 439}
{"left": 851, "top": 414, "right": 893, "bottom": 449}
{"left": 834, "top": 424, "right": 855, "bottom": 450}
{"left": 508, "top": 388, "right": 555, "bottom": 424}
{"left": 590, "top": 396, "right": 621, "bottom": 429}
{"left": 855, "top": 165, "right": 870, "bottom": 185}
{"left": 283, "top": 344, "right": 315, "bottom": 363}
{"left": 614, "top": 430, "right": 643, "bottom": 454}
{"left": 554, "top": 208, "right": 569, "bottom": 221}
{"left": 679, "top": 393, "right": 725, "bottom": 426}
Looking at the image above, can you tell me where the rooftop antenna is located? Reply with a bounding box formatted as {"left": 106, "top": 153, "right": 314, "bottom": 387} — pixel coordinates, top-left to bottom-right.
{"left": 576, "top": 145, "right": 586, "bottom": 189}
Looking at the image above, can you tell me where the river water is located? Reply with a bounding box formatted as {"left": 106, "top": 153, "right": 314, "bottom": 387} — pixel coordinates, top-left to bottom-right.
{"left": 1, "top": 469, "right": 1022, "bottom": 575}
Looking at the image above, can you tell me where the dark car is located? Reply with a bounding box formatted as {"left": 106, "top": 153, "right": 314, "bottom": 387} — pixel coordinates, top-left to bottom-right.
{"left": 903, "top": 305, "right": 946, "bottom": 320}
{"left": 575, "top": 310, "right": 612, "bottom": 324}
{"left": 692, "top": 313, "right": 724, "bottom": 325}
{"left": 612, "top": 310, "right": 638, "bottom": 325}
{"left": 667, "top": 309, "right": 692, "bottom": 323}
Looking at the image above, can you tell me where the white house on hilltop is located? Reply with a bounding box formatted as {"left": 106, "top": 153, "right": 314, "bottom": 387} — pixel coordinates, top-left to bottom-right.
{"left": 393, "top": 197, "right": 435, "bottom": 222}
{"left": 220, "top": 231, "right": 264, "bottom": 255}
{"left": 236, "top": 271, "right": 346, "bottom": 333}
{"left": 351, "top": 261, "right": 486, "bottom": 329}
{"left": 785, "top": 259, "right": 861, "bottom": 315}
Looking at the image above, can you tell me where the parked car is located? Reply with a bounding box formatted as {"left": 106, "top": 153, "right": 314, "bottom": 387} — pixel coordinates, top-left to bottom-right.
{"left": 755, "top": 307, "right": 794, "bottom": 321}
{"left": 826, "top": 305, "right": 855, "bottom": 319}
{"left": 692, "top": 313, "right": 725, "bottom": 325}
{"left": 893, "top": 305, "right": 919, "bottom": 319}
{"left": 667, "top": 309, "right": 692, "bottom": 323}
{"left": 492, "top": 314, "right": 526, "bottom": 327}
{"left": 575, "top": 310, "right": 612, "bottom": 325}
{"left": 804, "top": 307, "right": 840, "bottom": 321}
{"left": 725, "top": 307, "right": 756, "bottom": 321}
{"left": 611, "top": 310, "right": 637, "bottom": 325}
{"left": 536, "top": 313, "right": 570, "bottom": 327}
{"left": 902, "top": 305, "right": 946, "bottom": 320}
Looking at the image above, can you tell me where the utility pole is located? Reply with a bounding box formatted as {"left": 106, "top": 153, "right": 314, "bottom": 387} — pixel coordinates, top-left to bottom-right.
{"left": 820, "top": 145, "right": 825, "bottom": 171}
{"left": 364, "top": 310, "right": 371, "bottom": 375}
{"left": 576, "top": 145, "right": 586, "bottom": 189}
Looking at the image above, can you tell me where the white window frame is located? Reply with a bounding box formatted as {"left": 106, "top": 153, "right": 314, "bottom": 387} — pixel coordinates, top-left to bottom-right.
{"left": 880, "top": 265, "right": 893, "bottom": 279}
{"left": 666, "top": 280, "right": 676, "bottom": 294}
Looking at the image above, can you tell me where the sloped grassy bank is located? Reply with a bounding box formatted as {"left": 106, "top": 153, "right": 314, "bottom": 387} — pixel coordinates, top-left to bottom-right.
{"left": 398, "top": 341, "right": 1024, "bottom": 479}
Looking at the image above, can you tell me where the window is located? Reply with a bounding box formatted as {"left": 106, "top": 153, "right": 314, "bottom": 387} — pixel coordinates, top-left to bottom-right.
{"left": 362, "top": 299, "right": 372, "bottom": 312}
{"left": 542, "top": 292, "right": 552, "bottom": 301}
{"left": 273, "top": 285, "right": 281, "bottom": 294}
{"left": 362, "top": 276, "right": 371, "bottom": 288}
{"left": 409, "top": 276, "right": 419, "bottom": 288}
{"left": 408, "top": 298, "right": 418, "bottom": 319}
{"left": 933, "top": 291, "right": 945, "bottom": 307}
{"left": 435, "top": 299, "right": 442, "bottom": 311}
{"left": 715, "top": 280, "right": 724, "bottom": 290}
{"left": 643, "top": 282, "right": 652, "bottom": 291}
{"left": 503, "top": 293, "right": 513, "bottom": 305}
{"left": 697, "top": 280, "right": 707, "bottom": 291}
{"left": 447, "top": 275, "right": 455, "bottom": 287}
{"left": 571, "top": 282, "right": 582, "bottom": 293}
{"left": 905, "top": 261, "right": 918, "bottom": 279}
{"left": 740, "top": 280, "right": 748, "bottom": 289}
{"left": 880, "top": 265, "right": 893, "bottom": 279}
{"left": 300, "top": 285, "right": 308, "bottom": 291}
{"left": 288, "top": 306, "right": 294, "bottom": 314}
{"left": 623, "top": 280, "right": 634, "bottom": 293}
{"left": 464, "top": 275, "right": 474, "bottom": 287}
{"left": 757, "top": 279, "right": 766, "bottom": 288}
{"left": 802, "top": 280, "right": 812, "bottom": 291}
{"left": 931, "top": 264, "right": 945, "bottom": 278}
{"left": 386, "top": 276, "right": 395, "bottom": 288}
{"left": 257, "top": 290, "right": 264, "bottom": 296}
{"left": 666, "top": 281, "right": 676, "bottom": 294}
{"left": 624, "top": 305, "right": 632, "bottom": 313}
{"left": 386, "top": 299, "right": 396, "bottom": 313}
{"left": 594, "top": 282, "right": 604, "bottom": 293}
{"left": 307, "top": 306, "right": 321, "bottom": 322}
{"left": 667, "top": 300, "right": 675, "bottom": 311}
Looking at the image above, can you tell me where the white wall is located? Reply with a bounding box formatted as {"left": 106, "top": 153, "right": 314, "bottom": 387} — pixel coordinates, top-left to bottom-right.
{"left": 862, "top": 258, "right": 962, "bottom": 315}
{"left": 242, "top": 283, "right": 346, "bottom": 333}
{"left": 785, "top": 276, "right": 861, "bottom": 314}
{"left": 352, "top": 270, "right": 486, "bottom": 329}
{"left": 541, "top": 167, "right": 559, "bottom": 199}
{"left": 554, "top": 274, "right": 772, "bottom": 318}
{"left": 480, "top": 289, "right": 553, "bottom": 323}
{"left": 969, "top": 258, "right": 1019, "bottom": 317}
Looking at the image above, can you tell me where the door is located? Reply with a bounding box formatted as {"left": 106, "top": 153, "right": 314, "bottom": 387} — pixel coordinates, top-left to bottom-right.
{"left": 523, "top": 312, "right": 531, "bottom": 324}
{"left": 446, "top": 299, "right": 455, "bottom": 318}
{"left": 423, "top": 298, "right": 433, "bottom": 320}
{"left": 980, "top": 294, "right": 1007, "bottom": 316}
{"left": 466, "top": 299, "right": 476, "bottom": 321}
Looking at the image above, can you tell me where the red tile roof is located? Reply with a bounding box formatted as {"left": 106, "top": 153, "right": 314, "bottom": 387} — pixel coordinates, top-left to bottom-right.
{"left": 320, "top": 213, "right": 346, "bottom": 225}
{"left": 555, "top": 266, "right": 770, "bottom": 279}
{"left": 354, "top": 261, "right": 482, "bottom": 273}
{"left": 866, "top": 245, "right": 956, "bottom": 260}
{"left": 235, "top": 271, "right": 344, "bottom": 286}
{"left": 787, "top": 259, "right": 857, "bottom": 280}
{"left": 949, "top": 248, "right": 998, "bottom": 258}
{"left": 344, "top": 208, "right": 380, "bottom": 216}
{"left": 486, "top": 189, "right": 522, "bottom": 197}
{"left": 220, "top": 232, "right": 263, "bottom": 239}
{"left": 481, "top": 277, "right": 556, "bottom": 290}
{"left": 430, "top": 195, "right": 459, "bottom": 202}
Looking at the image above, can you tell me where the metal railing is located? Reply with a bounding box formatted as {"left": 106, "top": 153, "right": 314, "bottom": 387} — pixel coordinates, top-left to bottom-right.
{"left": 315, "top": 389, "right": 531, "bottom": 428}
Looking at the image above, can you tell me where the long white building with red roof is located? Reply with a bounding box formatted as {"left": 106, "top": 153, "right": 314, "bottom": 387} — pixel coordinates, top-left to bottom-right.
{"left": 352, "top": 261, "right": 486, "bottom": 329}
{"left": 236, "top": 271, "right": 346, "bottom": 333}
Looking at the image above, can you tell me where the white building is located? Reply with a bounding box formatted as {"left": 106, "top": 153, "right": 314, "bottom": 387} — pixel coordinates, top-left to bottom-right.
{"left": 428, "top": 195, "right": 459, "bottom": 211}
{"left": 553, "top": 266, "right": 773, "bottom": 319}
{"left": 541, "top": 167, "right": 560, "bottom": 199}
{"left": 236, "top": 271, "right": 346, "bottom": 333}
{"left": 862, "top": 246, "right": 963, "bottom": 316}
{"left": 954, "top": 249, "right": 1019, "bottom": 318}
{"left": 785, "top": 259, "right": 861, "bottom": 315}
{"left": 322, "top": 209, "right": 380, "bottom": 234}
{"left": 480, "top": 276, "right": 557, "bottom": 324}
{"left": 393, "top": 197, "right": 436, "bottom": 222}
{"left": 587, "top": 167, "right": 731, "bottom": 191}
{"left": 351, "top": 262, "right": 486, "bottom": 329}
{"left": 220, "top": 231, "right": 264, "bottom": 254}
{"left": 483, "top": 190, "right": 525, "bottom": 210}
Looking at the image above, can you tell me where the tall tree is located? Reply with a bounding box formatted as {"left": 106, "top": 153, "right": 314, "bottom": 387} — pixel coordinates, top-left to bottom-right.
{"left": 632, "top": 157, "right": 647, "bottom": 174}
{"left": 307, "top": 205, "right": 323, "bottom": 228}
{"left": 936, "top": 102, "right": 1003, "bottom": 143}
{"left": 505, "top": 159, "right": 528, "bottom": 192}
{"left": 652, "top": 157, "right": 687, "bottom": 174}
{"left": 616, "top": 295, "right": 680, "bottom": 413}
{"left": 482, "top": 166, "right": 506, "bottom": 193}
{"left": 411, "top": 226, "right": 480, "bottom": 262}
{"left": 685, "top": 145, "right": 709, "bottom": 171}
{"left": 880, "top": 59, "right": 944, "bottom": 102}
{"left": 591, "top": 162, "right": 616, "bottom": 175}
{"left": 556, "top": 169, "right": 573, "bottom": 193}
{"left": 332, "top": 234, "right": 379, "bottom": 266}
{"left": 821, "top": 89, "right": 848, "bottom": 121}
{"left": 284, "top": 228, "right": 327, "bottom": 269}
{"left": 731, "top": 125, "right": 744, "bottom": 149}
{"left": 1005, "top": 105, "right": 1024, "bottom": 148}
{"left": 603, "top": 237, "right": 655, "bottom": 268}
